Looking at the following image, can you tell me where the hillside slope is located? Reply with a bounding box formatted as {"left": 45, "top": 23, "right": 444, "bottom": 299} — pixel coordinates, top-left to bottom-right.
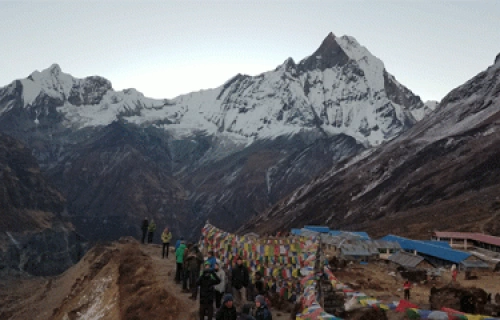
{"left": 0, "top": 133, "right": 83, "bottom": 276}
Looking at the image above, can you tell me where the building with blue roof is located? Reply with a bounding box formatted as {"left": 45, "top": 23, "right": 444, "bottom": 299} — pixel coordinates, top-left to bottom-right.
{"left": 381, "top": 234, "right": 472, "bottom": 267}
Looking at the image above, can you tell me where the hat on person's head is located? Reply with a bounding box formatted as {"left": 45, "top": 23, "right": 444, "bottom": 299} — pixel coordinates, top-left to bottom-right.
{"left": 255, "top": 295, "right": 266, "bottom": 305}
{"left": 223, "top": 294, "right": 233, "bottom": 304}
{"left": 236, "top": 255, "right": 243, "bottom": 261}
{"left": 204, "top": 261, "right": 211, "bottom": 267}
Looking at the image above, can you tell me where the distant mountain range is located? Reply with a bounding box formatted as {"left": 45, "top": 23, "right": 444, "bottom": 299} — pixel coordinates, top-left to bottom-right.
{"left": 1, "top": 32, "right": 443, "bottom": 272}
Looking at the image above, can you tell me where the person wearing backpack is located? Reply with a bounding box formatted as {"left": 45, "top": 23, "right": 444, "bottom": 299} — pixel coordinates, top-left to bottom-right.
{"left": 196, "top": 262, "right": 221, "bottom": 320}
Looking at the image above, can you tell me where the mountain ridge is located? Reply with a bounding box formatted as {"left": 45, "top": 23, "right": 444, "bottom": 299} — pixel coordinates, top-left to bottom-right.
{"left": 240, "top": 52, "right": 500, "bottom": 238}
{"left": 0, "top": 32, "right": 434, "bottom": 244}
{"left": 0, "top": 33, "right": 431, "bottom": 148}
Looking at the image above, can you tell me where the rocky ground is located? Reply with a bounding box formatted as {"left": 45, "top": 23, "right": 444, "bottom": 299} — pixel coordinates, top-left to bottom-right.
{"left": 336, "top": 261, "right": 499, "bottom": 308}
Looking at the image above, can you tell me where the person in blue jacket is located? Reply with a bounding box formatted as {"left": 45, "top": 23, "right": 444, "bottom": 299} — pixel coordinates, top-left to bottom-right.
{"left": 254, "top": 295, "right": 272, "bottom": 320}
{"left": 206, "top": 250, "right": 217, "bottom": 269}
{"left": 175, "top": 237, "right": 184, "bottom": 250}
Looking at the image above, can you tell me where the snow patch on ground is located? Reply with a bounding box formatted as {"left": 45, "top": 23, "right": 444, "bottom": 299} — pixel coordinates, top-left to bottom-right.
{"left": 76, "top": 276, "right": 115, "bottom": 320}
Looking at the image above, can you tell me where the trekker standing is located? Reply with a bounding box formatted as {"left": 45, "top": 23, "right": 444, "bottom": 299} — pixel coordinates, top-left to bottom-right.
{"left": 206, "top": 250, "right": 217, "bottom": 269}
{"left": 175, "top": 237, "right": 184, "bottom": 250}
{"left": 147, "top": 219, "right": 156, "bottom": 243}
{"left": 451, "top": 264, "right": 458, "bottom": 282}
{"left": 175, "top": 240, "right": 187, "bottom": 283}
{"left": 254, "top": 272, "right": 265, "bottom": 297}
{"left": 187, "top": 245, "right": 204, "bottom": 300}
{"left": 141, "top": 217, "right": 148, "bottom": 244}
{"left": 216, "top": 294, "right": 237, "bottom": 320}
{"left": 161, "top": 227, "right": 172, "bottom": 258}
{"left": 197, "top": 261, "right": 221, "bottom": 320}
{"left": 254, "top": 295, "right": 272, "bottom": 320}
{"left": 214, "top": 262, "right": 227, "bottom": 309}
{"left": 403, "top": 280, "right": 411, "bottom": 300}
{"left": 182, "top": 243, "right": 193, "bottom": 292}
{"left": 231, "top": 256, "right": 249, "bottom": 313}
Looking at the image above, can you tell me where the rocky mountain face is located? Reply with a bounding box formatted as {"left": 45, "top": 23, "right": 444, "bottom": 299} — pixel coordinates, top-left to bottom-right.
{"left": 0, "top": 33, "right": 429, "bottom": 241}
{"left": 241, "top": 54, "right": 500, "bottom": 239}
{"left": 0, "top": 133, "right": 84, "bottom": 276}
{"left": 43, "top": 121, "right": 192, "bottom": 242}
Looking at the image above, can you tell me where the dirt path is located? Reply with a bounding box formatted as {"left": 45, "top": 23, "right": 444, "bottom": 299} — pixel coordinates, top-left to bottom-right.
{"left": 140, "top": 244, "right": 199, "bottom": 320}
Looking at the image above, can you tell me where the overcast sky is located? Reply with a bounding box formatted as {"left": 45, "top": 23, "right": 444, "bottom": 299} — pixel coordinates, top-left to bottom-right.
{"left": 1, "top": 1, "right": 499, "bottom": 102}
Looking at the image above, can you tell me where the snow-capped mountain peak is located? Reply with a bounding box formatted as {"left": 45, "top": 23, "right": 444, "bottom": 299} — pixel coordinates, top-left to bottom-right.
{"left": 19, "top": 64, "right": 113, "bottom": 108}
{"left": 1, "top": 32, "right": 430, "bottom": 147}
{"left": 298, "top": 32, "right": 350, "bottom": 72}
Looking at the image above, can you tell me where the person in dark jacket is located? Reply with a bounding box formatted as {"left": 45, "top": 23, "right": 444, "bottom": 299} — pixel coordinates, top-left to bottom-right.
{"left": 182, "top": 243, "right": 193, "bottom": 292}
{"left": 197, "top": 261, "right": 221, "bottom": 320}
{"left": 254, "top": 272, "right": 265, "bottom": 297}
{"left": 216, "top": 293, "right": 237, "bottom": 320}
{"left": 187, "top": 245, "right": 204, "bottom": 299}
{"left": 254, "top": 295, "right": 272, "bottom": 320}
{"left": 231, "top": 256, "right": 249, "bottom": 313}
{"left": 147, "top": 219, "right": 156, "bottom": 243}
{"left": 141, "top": 217, "right": 148, "bottom": 244}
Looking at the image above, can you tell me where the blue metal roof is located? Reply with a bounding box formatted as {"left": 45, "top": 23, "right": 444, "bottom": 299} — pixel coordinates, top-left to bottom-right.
{"left": 380, "top": 235, "right": 470, "bottom": 264}
{"left": 304, "top": 225, "right": 330, "bottom": 233}
{"left": 328, "top": 230, "right": 342, "bottom": 236}
{"left": 421, "top": 240, "right": 451, "bottom": 248}
{"left": 291, "top": 228, "right": 302, "bottom": 236}
{"left": 350, "top": 231, "right": 371, "bottom": 240}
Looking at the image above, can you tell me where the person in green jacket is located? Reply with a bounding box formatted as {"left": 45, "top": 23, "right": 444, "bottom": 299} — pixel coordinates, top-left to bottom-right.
{"left": 175, "top": 240, "right": 187, "bottom": 284}
{"left": 161, "top": 227, "right": 172, "bottom": 258}
{"left": 147, "top": 220, "right": 156, "bottom": 244}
